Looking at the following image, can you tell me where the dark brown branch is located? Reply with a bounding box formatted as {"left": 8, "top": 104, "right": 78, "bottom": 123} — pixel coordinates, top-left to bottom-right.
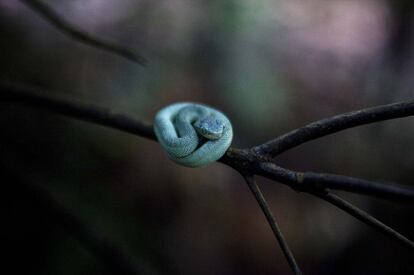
{"left": 299, "top": 172, "right": 414, "bottom": 203}
{"left": 1, "top": 84, "right": 155, "bottom": 140}
{"left": 256, "top": 162, "right": 414, "bottom": 248}
{"left": 2, "top": 84, "right": 414, "bottom": 251}
{"left": 253, "top": 100, "right": 414, "bottom": 156}
{"left": 243, "top": 174, "right": 302, "bottom": 275}
{"left": 0, "top": 165, "right": 144, "bottom": 275}
{"left": 313, "top": 191, "right": 414, "bottom": 250}
{"left": 2, "top": 83, "right": 413, "bottom": 268}
{"left": 2, "top": 84, "right": 414, "bottom": 204}
{"left": 257, "top": 162, "right": 414, "bottom": 203}
{"left": 20, "top": 0, "right": 147, "bottom": 65}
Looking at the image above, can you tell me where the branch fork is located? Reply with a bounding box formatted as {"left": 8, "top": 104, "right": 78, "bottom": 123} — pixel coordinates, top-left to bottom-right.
{"left": 2, "top": 84, "right": 414, "bottom": 274}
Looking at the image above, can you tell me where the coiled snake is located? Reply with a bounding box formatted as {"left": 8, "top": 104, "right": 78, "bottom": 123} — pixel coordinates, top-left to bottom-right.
{"left": 154, "top": 103, "right": 233, "bottom": 167}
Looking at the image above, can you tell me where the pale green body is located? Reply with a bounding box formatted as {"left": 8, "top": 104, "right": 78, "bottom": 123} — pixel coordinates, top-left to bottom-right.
{"left": 154, "top": 103, "right": 233, "bottom": 167}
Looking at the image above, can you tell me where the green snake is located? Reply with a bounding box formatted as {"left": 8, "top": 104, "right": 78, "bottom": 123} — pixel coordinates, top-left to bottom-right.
{"left": 154, "top": 103, "right": 233, "bottom": 167}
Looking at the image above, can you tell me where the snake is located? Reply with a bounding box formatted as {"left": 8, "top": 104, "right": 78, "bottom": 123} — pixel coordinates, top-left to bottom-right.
{"left": 154, "top": 102, "right": 233, "bottom": 167}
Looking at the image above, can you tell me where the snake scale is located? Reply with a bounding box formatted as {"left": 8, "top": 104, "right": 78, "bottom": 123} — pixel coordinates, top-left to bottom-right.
{"left": 154, "top": 103, "right": 233, "bottom": 167}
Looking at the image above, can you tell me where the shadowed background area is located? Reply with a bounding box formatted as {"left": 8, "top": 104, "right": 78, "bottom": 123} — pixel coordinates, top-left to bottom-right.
{"left": 0, "top": 0, "right": 413, "bottom": 274}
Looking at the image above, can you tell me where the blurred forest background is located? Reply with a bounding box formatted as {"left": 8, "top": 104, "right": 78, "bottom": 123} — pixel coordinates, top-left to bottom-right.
{"left": 1, "top": 0, "right": 414, "bottom": 274}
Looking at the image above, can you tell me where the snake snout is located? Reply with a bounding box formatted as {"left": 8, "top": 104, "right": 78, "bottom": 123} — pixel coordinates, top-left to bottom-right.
{"left": 194, "top": 116, "right": 224, "bottom": 140}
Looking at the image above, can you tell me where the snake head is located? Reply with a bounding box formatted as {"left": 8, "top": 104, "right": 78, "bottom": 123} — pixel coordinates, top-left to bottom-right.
{"left": 194, "top": 116, "right": 224, "bottom": 140}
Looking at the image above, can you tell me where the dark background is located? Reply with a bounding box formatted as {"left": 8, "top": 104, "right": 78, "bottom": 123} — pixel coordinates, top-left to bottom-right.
{"left": 1, "top": 0, "right": 413, "bottom": 274}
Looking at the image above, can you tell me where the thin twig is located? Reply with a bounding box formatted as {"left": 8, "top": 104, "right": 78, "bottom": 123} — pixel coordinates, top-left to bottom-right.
{"left": 300, "top": 172, "right": 414, "bottom": 203}
{"left": 253, "top": 100, "right": 414, "bottom": 156}
{"left": 1, "top": 84, "right": 155, "bottom": 140}
{"left": 243, "top": 174, "right": 302, "bottom": 275}
{"left": 0, "top": 165, "right": 144, "bottom": 275}
{"left": 313, "top": 191, "right": 414, "bottom": 250}
{"left": 257, "top": 162, "right": 414, "bottom": 203}
{"left": 19, "top": 0, "right": 147, "bottom": 65}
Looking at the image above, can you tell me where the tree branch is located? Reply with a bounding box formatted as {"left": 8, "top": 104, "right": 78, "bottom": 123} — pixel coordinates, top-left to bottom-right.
{"left": 243, "top": 174, "right": 302, "bottom": 275}
{"left": 2, "top": 83, "right": 413, "bottom": 258}
{"left": 2, "top": 84, "right": 414, "bottom": 204}
{"left": 1, "top": 84, "right": 155, "bottom": 140}
{"left": 256, "top": 162, "right": 414, "bottom": 203}
{"left": 256, "top": 161, "right": 414, "bottom": 203}
{"left": 255, "top": 162, "right": 414, "bottom": 248}
{"left": 313, "top": 191, "right": 414, "bottom": 250}
{"left": 253, "top": 100, "right": 414, "bottom": 156}
{"left": 19, "top": 0, "right": 147, "bottom": 65}
{"left": 299, "top": 172, "right": 414, "bottom": 203}
{"left": 0, "top": 84, "right": 414, "bottom": 266}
